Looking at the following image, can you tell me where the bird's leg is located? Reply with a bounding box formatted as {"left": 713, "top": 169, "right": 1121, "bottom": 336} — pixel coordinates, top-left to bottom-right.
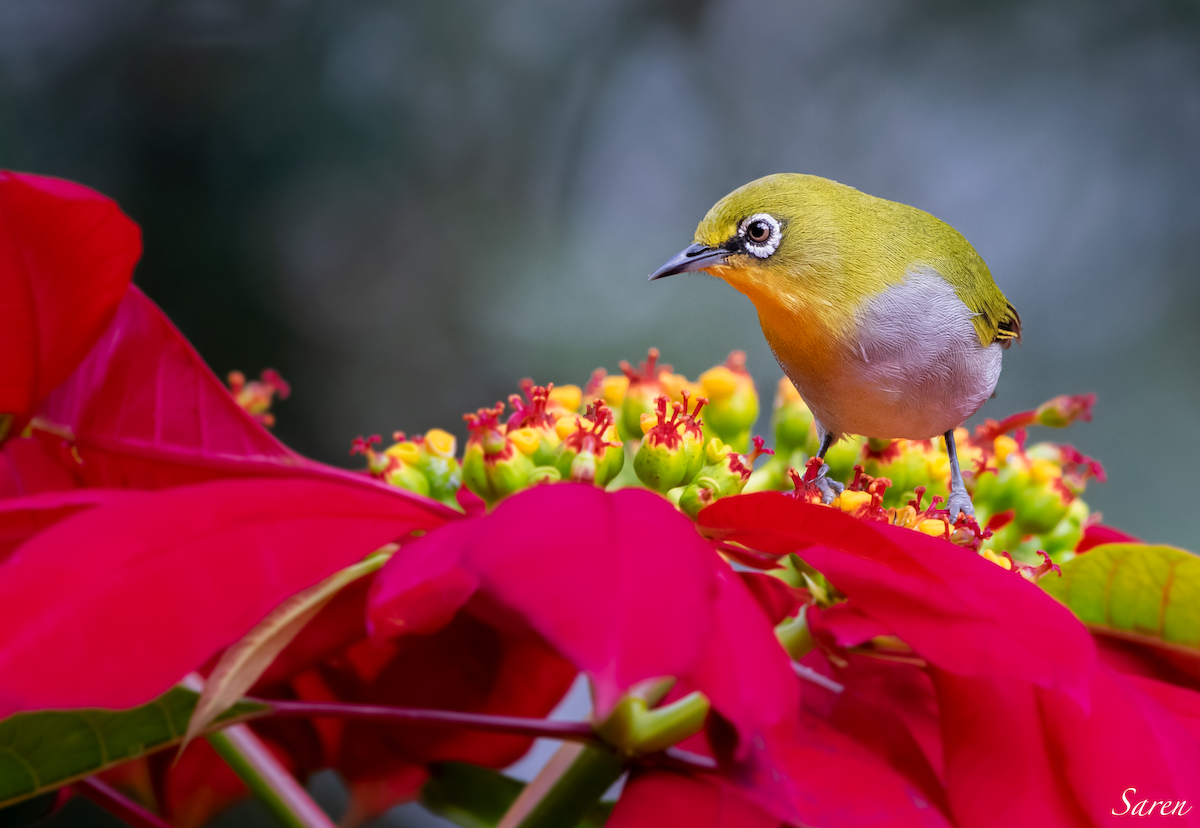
{"left": 812, "top": 432, "right": 845, "bottom": 505}
{"left": 944, "top": 429, "right": 974, "bottom": 519}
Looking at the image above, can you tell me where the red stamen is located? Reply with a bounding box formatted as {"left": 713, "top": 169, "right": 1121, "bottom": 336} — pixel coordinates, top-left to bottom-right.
{"left": 724, "top": 350, "right": 749, "bottom": 374}
{"left": 619, "top": 347, "right": 672, "bottom": 386}
{"left": 563, "top": 400, "right": 620, "bottom": 455}
{"left": 349, "top": 434, "right": 382, "bottom": 456}
{"left": 644, "top": 395, "right": 685, "bottom": 449}
{"left": 583, "top": 367, "right": 608, "bottom": 400}
{"left": 507, "top": 380, "right": 557, "bottom": 431}
{"left": 260, "top": 368, "right": 291, "bottom": 400}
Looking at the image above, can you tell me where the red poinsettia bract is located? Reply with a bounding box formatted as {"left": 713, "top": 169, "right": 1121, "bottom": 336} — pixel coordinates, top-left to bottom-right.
{"left": 699, "top": 493, "right": 1200, "bottom": 828}
{"left": 369, "top": 483, "right": 950, "bottom": 827}
{"left": 0, "top": 171, "right": 141, "bottom": 443}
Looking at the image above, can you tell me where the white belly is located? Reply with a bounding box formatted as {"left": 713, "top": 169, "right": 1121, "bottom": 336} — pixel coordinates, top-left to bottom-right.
{"left": 794, "top": 270, "right": 1003, "bottom": 441}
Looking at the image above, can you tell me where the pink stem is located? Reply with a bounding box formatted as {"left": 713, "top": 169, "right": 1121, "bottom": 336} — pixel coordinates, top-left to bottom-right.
{"left": 75, "top": 778, "right": 173, "bottom": 828}
{"left": 260, "top": 699, "right": 597, "bottom": 743}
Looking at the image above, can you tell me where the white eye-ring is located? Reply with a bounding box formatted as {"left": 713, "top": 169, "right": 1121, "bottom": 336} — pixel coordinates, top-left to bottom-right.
{"left": 738, "top": 213, "right": 782, "bottom": 259}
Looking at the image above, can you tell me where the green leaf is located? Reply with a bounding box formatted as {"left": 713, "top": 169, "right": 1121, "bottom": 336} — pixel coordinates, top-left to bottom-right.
{"left": 421, "top": 763, "right": 612, "bottom": 828}
{"left": 1042, "top": 543, "right": 1200, "bottom": 649}
{"left": 0, "top": 687, "right": 266, "bottom": 809}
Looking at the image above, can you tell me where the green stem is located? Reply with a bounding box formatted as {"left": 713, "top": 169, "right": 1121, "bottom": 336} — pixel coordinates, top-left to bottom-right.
{"left": 499, "top": 742, "right": 623, "bottom": 828}
{"left": 206, "top": 724, "right": 336, "bottom": 828}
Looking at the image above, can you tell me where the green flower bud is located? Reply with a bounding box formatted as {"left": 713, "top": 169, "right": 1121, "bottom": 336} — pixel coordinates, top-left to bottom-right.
{"left": 862, "top": 438, "right": 949, "bottom": 509}
{"left": 382, "top": 429, "right": 463, "bottom": 506}
{"left": 633, "top": 394, "right": 707, "bottom": 493}
{"left": 679, "top": 436, "right": 773, "bottom": 519}
{"left": 618, "top": 348, "right": 671, "bottom": 442}
{"left": 1034, "top": 393, "right": 1095, "bottom": 429}
{"left": 506, "top": 380, "right": 566, "bottom": 466}
{"left": 771, "top": 377, "right": 820, "bottom": 457}
{"left": 554, "top": 400, "right": 625, "bottom": 486}
{"left": 696, "top": 351, "right": 759, "bottom": 453}
{"left": 384, "top": 459, "right": 431, "bottom": 497}
{"left": 1039, "top": 496, "right": 1088, "bottom": 558}
{"left": 462, "top": 403, "right": 537, "bottom": 506}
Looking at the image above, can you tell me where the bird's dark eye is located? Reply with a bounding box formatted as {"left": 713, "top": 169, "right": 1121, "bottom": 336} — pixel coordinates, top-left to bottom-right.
{"left": 738, "top": 213, "right": 781, "bottom": 258}
{"left": 746, "top": 219, "right": 771, "bottom": 243}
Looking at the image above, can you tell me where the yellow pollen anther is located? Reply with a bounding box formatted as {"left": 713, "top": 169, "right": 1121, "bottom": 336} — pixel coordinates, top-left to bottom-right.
{"left": 993, "top": 435, "right": 1019, "bottom": 466}
{"left": 698, "top": 366, "right": 738, "bottom": 399}
{"left": 837, "top": 490, "right": 873, "bottom": 513}
{"left": 554, "top": 416, "right": 577, "bottom": 441}
{"left": 548, "top": 385, "right": 582, "bottom": 413}
{"left": 423, "top": 428, "right": 456, "bottom": 458}
{"left": 982, "top": 549, "right": 1013, "bottom": 570}
{"left": 658, "top": 371, "right": 699, "bottom": 403}
{"left": 601, "top": 375, "right": 629, "bottom": 407}
{"left": 385, "top": 442, "right": 421, "bottom": 466}
{"left": 892, "top": 505, "right": 918, "bottom": 528}
{"left": 508, "top": 427, "right": 540, "bottom": 456}
{"left": 917, "top": 518, "right": 947, "bottom": 537}
{"left": 926, "top": 452, "right": 951, "bottom": 479}
{"left": 1029, "top": 458, "right": 1062, "bottom": 484}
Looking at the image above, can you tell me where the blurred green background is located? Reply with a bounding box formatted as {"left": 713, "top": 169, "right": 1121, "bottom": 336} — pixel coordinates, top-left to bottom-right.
{"left": 3, "top": 1, "right": 1198, "bottom": 546}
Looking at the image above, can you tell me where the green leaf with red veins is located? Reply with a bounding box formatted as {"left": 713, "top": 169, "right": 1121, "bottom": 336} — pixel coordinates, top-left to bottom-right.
{"left": 1042, "top": 543, "right": 1200, "bottom": 652}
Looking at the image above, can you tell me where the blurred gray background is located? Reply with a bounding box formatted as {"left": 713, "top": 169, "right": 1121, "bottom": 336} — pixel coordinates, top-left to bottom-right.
{"left": 3, "top": 1, "right": 1200, "bottom": 826}
{"left": 2, "top": 3, "right": 1198, "bottom": 548}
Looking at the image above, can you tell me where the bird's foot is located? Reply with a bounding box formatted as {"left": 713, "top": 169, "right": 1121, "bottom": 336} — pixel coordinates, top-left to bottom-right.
{"left": 790, "top": 459, "right": 845, "bottom": 504}
{"left": 814, "top": 463, "right": 845, "bottom": 505}
{"left": 946, "top": 488, "right": 975, "bottom": 521}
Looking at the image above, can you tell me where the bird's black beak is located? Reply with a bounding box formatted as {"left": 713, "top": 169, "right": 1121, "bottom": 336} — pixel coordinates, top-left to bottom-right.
{"left": 647, "top": 243, "right": 730, "bottom": 282}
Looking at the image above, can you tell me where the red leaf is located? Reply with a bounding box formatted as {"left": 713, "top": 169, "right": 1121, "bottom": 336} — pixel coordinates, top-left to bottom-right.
{"left": 805, "top": 652, "right": 948, "bottom": 815}
{"left": 1077, "top": 522, "right": 1141, "bottom": 553}
{"left": 370, "top": 482, "right": 807, "bottom": 791}
{"left": 933, "top": 670, "right": 1093, "bottom": 828}
{"left": 934, "top": 666, "right": 1200, "bottom": 828}
{"left": 0, "top": 286, "right": 460, "bottom": 529}
{"left": 1127, "top": 674, "right": 1200, "bottom": 745}
{"left": 699, "top": 493, "right": 1095, "bottom": 702}
{"left": 740, "top": 715, "right": 953, "bottom": 827}
{"left": 681, "top": 566, "right": 797, "bottom": 755}
{"left": 607, "top": 770, "right": 783, "bottom": 828}
{"left": 0, "top": 172, "right": 140, "bottom": 436}
{"left": 0, "top": 477, "right": 450, "bottom": 717}
{"left": 372, "top": 484, "right": 726, "bottom": 720}
{"left": 0, "top": 489, "right": 133, "bottom": 563}
{"left": 736, "top": 571, "right": 805, "bottom": 626}
{"left": 808, "top": 603, "right": 892, "bottom": 650}
{"left": 21, "top": 288, "right": 428, "bottom": 495}
{"left": 1039, "top": 667, "right": 1200, "bottom": 827}
{"left": 323, "top": 613, "right": 577, "bottom": 769}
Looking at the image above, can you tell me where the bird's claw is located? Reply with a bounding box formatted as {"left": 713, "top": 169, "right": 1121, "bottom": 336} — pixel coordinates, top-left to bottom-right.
{"left": 946, "top": 489, "right": 975, "bottom": 521}
{"left": 814, "top": 463, "right": 845, "bottom": 505}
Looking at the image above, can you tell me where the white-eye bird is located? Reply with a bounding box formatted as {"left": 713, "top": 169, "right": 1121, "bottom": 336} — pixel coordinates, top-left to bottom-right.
{"left": 648, "top": 173, "right": 1021, "bottom": 518}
